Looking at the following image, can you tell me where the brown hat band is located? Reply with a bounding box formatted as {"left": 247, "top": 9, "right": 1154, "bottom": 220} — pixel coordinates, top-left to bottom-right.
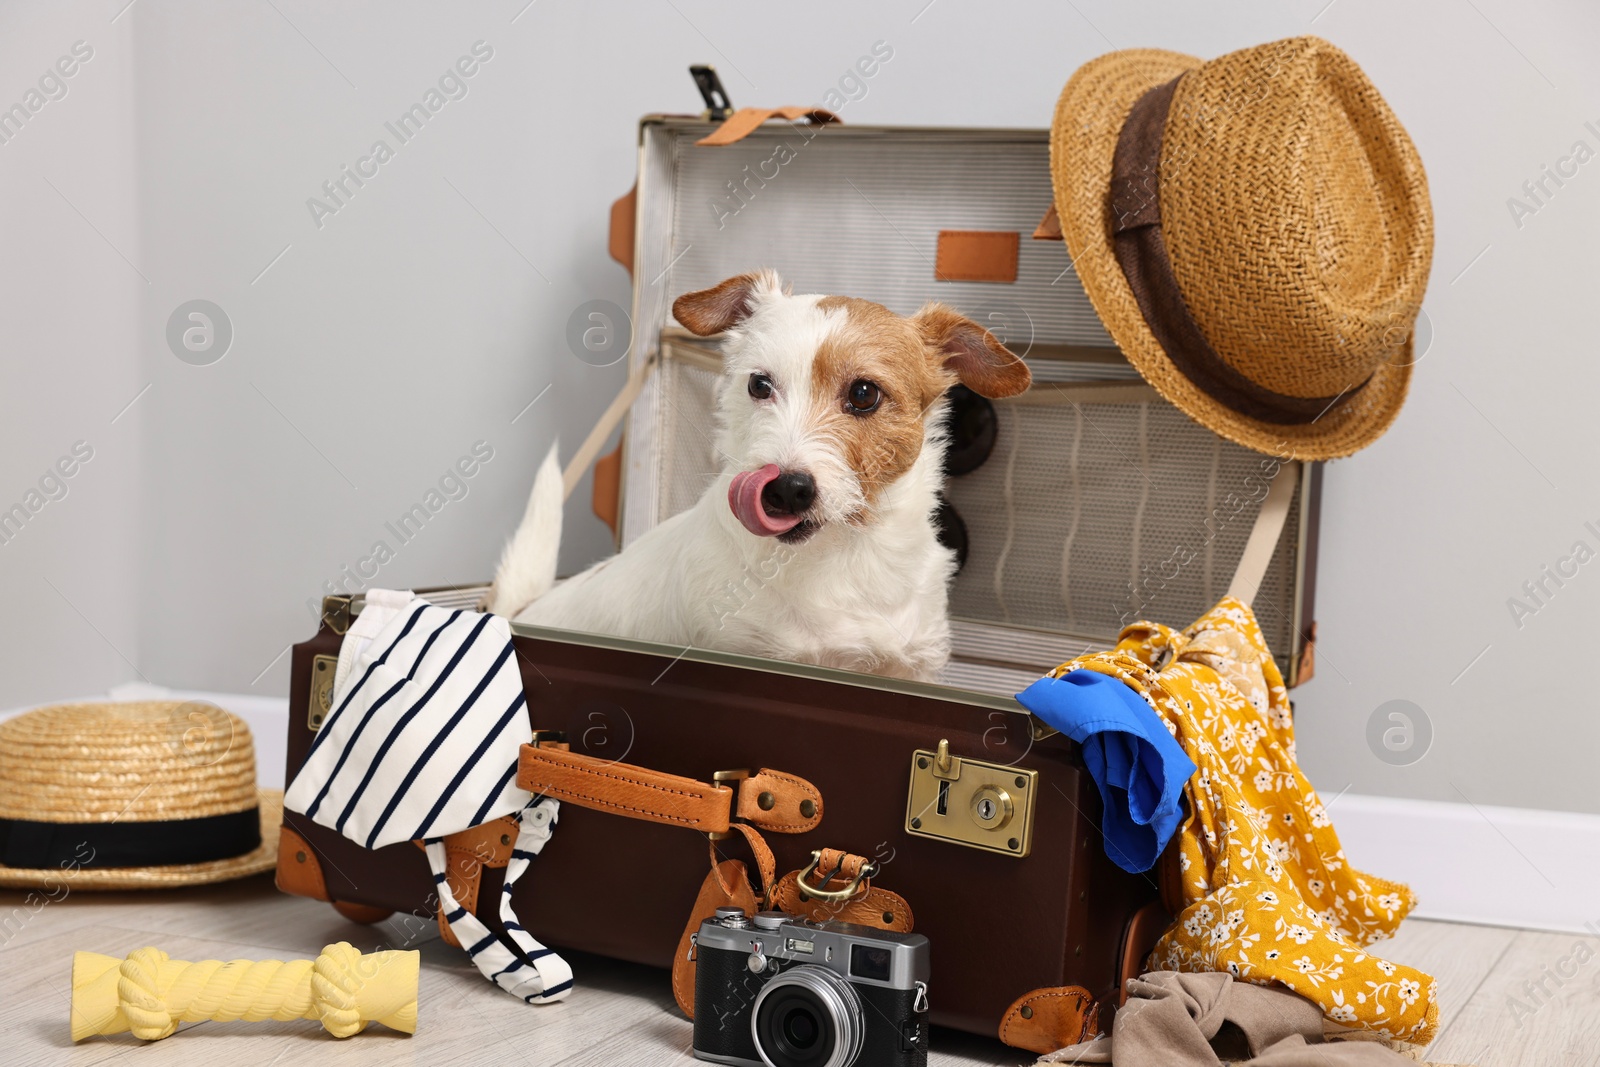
{"left": 1108, "top": 75, "right": 1369, "bottom": 426}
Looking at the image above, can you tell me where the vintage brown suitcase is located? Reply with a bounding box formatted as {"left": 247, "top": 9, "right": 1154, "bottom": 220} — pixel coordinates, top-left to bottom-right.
{"left": 277, "top": 101, "right": 1322, "bottom": 1051}
{"left": 282, "top": 587, "right": 1161, "bottom": 1045}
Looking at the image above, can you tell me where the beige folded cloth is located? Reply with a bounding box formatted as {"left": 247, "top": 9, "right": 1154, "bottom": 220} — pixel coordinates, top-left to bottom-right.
{"left": 1041, "top": 972, "right": 1421, "bottom": 1066}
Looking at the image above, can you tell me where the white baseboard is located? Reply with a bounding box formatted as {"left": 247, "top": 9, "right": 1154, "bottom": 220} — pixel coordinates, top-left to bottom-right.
{"left": 1331, "top": 793, "right": 1600, "bottom": 934}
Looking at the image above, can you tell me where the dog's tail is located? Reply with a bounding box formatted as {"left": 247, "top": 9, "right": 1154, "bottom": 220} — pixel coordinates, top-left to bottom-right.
{"left": 484, "top": 442, "right": 563, "bottom": 618}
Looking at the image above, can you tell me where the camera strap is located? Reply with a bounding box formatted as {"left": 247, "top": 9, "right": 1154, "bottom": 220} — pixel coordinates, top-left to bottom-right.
{"left": 671, "top": 843, "right": 913, "bottom": 1019}
{"left": 673, "top": 858, "right": 763, "bottom": 1016}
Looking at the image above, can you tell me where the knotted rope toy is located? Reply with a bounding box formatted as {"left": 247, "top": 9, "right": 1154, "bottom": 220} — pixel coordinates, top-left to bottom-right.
{"left": 70, "top": 942, "right": 419, "bottom": 1041}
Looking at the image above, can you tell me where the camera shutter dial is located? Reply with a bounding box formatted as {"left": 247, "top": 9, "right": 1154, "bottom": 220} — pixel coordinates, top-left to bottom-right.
{"left": 748, "top": 941, "right": 770, "bottom": 973}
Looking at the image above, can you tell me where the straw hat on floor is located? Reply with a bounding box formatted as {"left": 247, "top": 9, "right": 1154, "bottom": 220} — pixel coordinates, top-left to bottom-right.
{"left": 0, "top": 701, "right": 280, "bottom": 890}
{"left": 1050, "top": 36, "right": 1433, "bottom": 460}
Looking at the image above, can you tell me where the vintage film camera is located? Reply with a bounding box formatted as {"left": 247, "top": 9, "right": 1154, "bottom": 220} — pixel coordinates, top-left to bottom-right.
{"left": 692, "top": 907, "right": 930, "bottom": 1067}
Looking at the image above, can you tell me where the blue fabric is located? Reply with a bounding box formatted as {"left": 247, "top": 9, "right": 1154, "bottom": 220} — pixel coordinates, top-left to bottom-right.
{"left": 1015, "top": 670, "right": 1197, "bottom": 874}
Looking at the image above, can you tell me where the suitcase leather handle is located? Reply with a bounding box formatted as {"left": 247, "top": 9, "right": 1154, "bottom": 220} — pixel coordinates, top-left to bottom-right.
{"left": 694, "top": 105, "right": 841, "bottom": 146}
{"left": 517, "top": 743, "right": 822, "bottom": 836}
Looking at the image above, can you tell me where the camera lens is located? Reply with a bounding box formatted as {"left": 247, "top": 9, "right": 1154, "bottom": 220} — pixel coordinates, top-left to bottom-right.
{"left": 783, "top": 1007, "right": 818, "bottom": 1047}
{"left": 750, "top": 965, "right": 864, "bottom": 1067}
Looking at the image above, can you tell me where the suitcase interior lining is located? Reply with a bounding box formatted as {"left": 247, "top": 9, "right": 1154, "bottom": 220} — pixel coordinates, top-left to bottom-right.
{"left": 620, "top": 120, "right": 1308, "bottom": 697}
{"left": 633, "top": 335, "right": 1305, "bottom": 697}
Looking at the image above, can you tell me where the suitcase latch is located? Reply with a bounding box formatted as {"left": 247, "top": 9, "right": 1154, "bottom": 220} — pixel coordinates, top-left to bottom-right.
{"left": 307, "top": 655, "right": 338, "bottom": 731}
{"left": 689, "top": 65, "right": 733, "bottom": 121}
{"left": 319, "top": 595, "right": 352, "bottom": 635}
{"left": 905, "top": 740, "right": 1037, "bottom": 858}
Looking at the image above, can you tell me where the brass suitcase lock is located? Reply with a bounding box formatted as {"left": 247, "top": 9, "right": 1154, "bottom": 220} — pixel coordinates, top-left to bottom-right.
{"left": 905, "top": 739, "right": 1036, "bottom": 857}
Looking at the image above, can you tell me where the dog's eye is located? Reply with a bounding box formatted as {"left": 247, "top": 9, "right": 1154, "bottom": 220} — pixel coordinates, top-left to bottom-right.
{"left": 748, "top": 373, "right": 774, "bottom": 400}
{"left": 846, "top": 379, "right": 882, "bottom": 414}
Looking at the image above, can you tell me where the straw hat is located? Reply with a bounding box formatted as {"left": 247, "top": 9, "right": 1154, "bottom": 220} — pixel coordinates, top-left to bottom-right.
{"left": 0, "top": 701, "right": 280, "bottom": 890}
{"left": 1050, "top": 36, "right": 1433, "bottom": 460}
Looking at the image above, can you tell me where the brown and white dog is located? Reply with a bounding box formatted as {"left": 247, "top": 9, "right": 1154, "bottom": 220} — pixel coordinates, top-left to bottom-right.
{"left": 486, "top": 270, "right": 1030, "bottom": 681}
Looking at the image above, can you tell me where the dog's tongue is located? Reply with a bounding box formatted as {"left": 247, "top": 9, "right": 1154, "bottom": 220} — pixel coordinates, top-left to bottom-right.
{"left": 729, "top": 464, "right": 803, "bottom": 537}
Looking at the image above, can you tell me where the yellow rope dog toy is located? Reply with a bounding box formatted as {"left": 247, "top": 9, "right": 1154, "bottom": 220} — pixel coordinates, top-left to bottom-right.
{"left": 70, "top": 942, "right": 419, "bottom": 1041}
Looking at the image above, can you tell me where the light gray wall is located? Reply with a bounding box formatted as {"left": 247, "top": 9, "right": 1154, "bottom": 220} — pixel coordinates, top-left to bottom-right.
{"left": 2, "top": 0, "right": 1597, "bottom": 814}
{"left": 0, "top": 5, "right": 144, "bottom": 705}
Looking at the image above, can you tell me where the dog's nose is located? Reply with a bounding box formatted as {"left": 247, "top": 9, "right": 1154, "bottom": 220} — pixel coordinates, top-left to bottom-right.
{"left": 761, "top": 471, "right": 816, "bottom": 515}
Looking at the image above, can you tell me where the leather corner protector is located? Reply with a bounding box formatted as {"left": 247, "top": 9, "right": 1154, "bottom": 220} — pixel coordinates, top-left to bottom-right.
{"left": 275, "top": 826, "right": 330, "bottom": 902}
{"left": 998, "top": 985, "right": 1098, "bottom": 1054}
{"left": 1116, "top": 901, "right": 1171, "bottom": 1003}
{"left": 609, "top": 184, "right": 637, "bottom": 276}
{"left": 442, "top": 814, "right": 520, "bottom": 872}
{"left": 1294, "top": 620, "right": 1317, "bottom": 687}
{"left": 592, "top": 439, "right": 624, "bottom": 539}
{"left": 936, "top": 230, "right": 1019, "bottom": 283}
{"left": 1033, "top": 203, "right": 1064, "bottom": 240}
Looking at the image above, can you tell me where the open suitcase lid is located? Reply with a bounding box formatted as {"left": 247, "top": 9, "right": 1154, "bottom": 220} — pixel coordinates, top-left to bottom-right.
{"left": 576, "top": 111, "right": 1319, "bottom": 696}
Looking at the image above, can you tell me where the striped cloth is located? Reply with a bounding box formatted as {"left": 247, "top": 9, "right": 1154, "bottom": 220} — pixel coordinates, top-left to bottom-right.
{"left": 427, "top": 797, "right": 573, "bottom": 1002}
{"left": 285, "top": 588, "right": 571, "bottom": 1003}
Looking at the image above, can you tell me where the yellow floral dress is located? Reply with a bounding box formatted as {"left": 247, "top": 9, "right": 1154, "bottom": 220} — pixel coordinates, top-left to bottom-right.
{"left": 1044, "top": 597, "right": 1438, "bottom": 1043}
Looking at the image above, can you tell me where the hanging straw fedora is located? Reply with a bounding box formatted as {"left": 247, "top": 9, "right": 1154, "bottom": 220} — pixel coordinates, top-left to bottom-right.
{"left": 0, "top": 701, "right": 280, "bottom": 890}
{"left": 1050, "top": 36, "right": 1433, "bottom": 460}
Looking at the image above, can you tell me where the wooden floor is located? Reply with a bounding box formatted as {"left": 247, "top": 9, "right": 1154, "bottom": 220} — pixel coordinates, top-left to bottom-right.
{"left": 0, "top": 875, "right": 1588, "bottom": 1066}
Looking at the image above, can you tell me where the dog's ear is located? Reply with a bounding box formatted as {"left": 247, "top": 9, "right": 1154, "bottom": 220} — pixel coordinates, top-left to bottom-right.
{"left": 914, "top": 303, "right": 1032, "bottom": 399}
{"left": 672, "top": 271, "right": 782, "bottom": 336}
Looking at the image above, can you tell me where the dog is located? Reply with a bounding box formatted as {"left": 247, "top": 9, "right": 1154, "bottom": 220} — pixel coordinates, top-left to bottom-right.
{"left": 485, "top": 270, "right": 1030, "bottom": 681}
